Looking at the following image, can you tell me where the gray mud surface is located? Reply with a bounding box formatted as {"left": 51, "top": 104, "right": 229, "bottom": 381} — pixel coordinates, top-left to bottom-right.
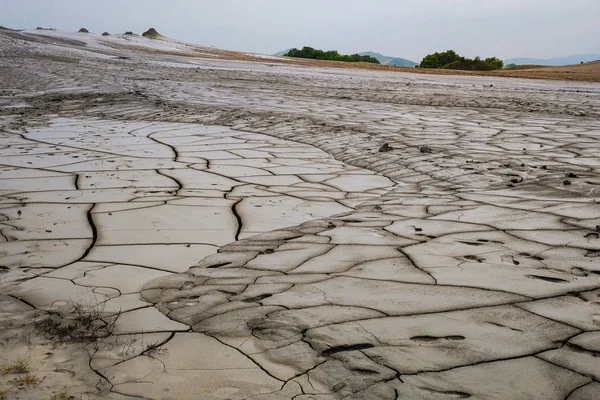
{"left": 1, "top": 29, "right": 600, "bottom": 399}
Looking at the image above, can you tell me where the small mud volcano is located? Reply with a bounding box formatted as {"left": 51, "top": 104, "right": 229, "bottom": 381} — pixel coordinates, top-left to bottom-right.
{"left": 101, "top": 32, "right": 110, "bottom": 36}
{"left": 78, "top": 28, "right": 89, "bottom": 33}
{"left": 142, "top": 28, "right": 162, "bottom": 39}
{"left": 124, "top": 31, "right": 134, "bottom": 36}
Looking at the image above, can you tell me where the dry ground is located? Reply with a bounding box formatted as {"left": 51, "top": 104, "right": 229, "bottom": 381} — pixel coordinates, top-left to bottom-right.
{"left": 2, "top": 27, "right": 599, "bottom": 82}
{"left": 113, "top": 44, "right": 600, "bottom": 82}
{"left": 1, "top": 28, "right": 600, "bottom": 400}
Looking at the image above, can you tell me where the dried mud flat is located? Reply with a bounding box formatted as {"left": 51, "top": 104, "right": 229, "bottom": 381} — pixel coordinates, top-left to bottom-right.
{"left": 1, "top": 29, "right": 600, "bottom": 400}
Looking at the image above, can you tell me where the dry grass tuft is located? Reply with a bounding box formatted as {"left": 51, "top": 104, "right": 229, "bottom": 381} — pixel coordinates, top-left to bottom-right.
{"left": 34, "top": 300, "right": 120, "bottom": 343}
{"left": 144, "top": 340, "right": 169, "bottom": 356}
{"left": 12, "top": 373, "right": 39, "bottom": 388}
{"left": 49, "top": 391, "right": 76, "bottom": 400}
{"left": 1, "top": 355, "right": 33, "bottom": 375}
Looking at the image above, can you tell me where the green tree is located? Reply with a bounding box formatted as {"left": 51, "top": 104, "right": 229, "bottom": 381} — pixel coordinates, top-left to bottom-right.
{"left": 284, "top": 47, "right": 379, "bottom": 64}
{"left": 484, "top": 57, "right": 504, "bottom": 69}
{"left": 419, "top": 50, "right": 461, "bottom": 68}
{"left": 419, "top": 50, "right": 504, "bottom": 70}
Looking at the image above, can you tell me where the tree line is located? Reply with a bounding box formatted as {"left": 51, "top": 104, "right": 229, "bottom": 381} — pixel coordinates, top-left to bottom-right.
{"left": 284, "top": 47, "right": 380, "bottom": 64}
{"left": 417, "top": 50, "right": 503, "bottom": 70}
{"left": 283, "top": 47, "right": 504, "bottom": 70}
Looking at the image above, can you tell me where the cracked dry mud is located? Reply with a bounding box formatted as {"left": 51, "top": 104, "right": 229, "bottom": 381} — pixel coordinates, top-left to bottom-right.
{"left": 1, "top": 29, "right": 600, "bottom": 400}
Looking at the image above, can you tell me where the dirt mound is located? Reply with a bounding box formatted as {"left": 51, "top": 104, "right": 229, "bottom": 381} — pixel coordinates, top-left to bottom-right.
{"left": 102, "top": 32, "right": 110, "bottom": 36}
{"left": 142, "top": 28, "right": 162, "bottom": 39}
{"left": 496, "top": 60, "right": 600, "bottom": 82}
{"left": 124, "top": 31, "right": 135, "bottom": 36}
{"left": 582, "top": 59, "right": 600, "bottom": 66}
{"left": 78, "top": 28, "right": 89, "bottom": 33}
{"left": 504, "top": 64, "right": 547, "bottom": 70}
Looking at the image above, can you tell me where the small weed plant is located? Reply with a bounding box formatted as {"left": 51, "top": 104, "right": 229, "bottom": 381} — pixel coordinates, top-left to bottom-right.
{"left": 34, "top": 299, "right": 120, "bottom": 343}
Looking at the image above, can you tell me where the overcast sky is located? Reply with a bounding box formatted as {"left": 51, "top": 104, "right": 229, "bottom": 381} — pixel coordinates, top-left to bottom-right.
{"left": 3, "top": 0, "right": 599, "bottom": 61}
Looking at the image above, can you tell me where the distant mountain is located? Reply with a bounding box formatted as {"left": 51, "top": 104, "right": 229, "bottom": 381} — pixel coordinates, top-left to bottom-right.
{"left": 274, "top": 49, "right": 291, "bottom": 57}
{"left": 504, "top": 54, "right": 600, "bottom": 66}
{"left": 359, "top": 52, "right": 417, "bottom": 67}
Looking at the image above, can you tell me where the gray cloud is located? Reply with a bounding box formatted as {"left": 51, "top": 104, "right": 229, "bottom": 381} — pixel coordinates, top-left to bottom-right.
{"left": 2, "top": 0, "right": 599, "bottom": 61}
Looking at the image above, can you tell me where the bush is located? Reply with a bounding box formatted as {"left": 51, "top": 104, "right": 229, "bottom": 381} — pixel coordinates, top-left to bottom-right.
{"left": 443, "top": 57, "right": 500, "bottom": 71}
{"left": 284, "top": 47, "right": 380, "bottom": 64}
{"left": 419, "top": 50, "right": 503, "bottom": 70}
{"left": 419, "top": 50, "right": 461, "bottom": 69}
{"left": 484, "top": 57, "right": 504, "bottom": 70}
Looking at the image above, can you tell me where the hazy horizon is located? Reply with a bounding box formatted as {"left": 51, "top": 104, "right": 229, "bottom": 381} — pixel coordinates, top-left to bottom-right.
{"left": 2, "top": 0, "right": 599, "bottom": 61}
